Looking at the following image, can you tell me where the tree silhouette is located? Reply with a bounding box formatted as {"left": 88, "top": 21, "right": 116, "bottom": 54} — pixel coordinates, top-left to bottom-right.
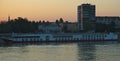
{"left": 0, "top": 17, "right": 39, "bottom": 33}
{"left": 59, "top": 18, "right": 64, "bottom": 23}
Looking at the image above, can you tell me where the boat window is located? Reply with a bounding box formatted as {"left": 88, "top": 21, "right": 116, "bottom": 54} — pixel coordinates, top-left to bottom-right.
{"left": 40, "top": 39, "right": 42, "bottom": 41}
{"left": 22, "top": 39, "right": 24, "bottom": 41}
{"left": 74, "top": 38, "right": 76, "bottom": 40}
{"left": 30, "top": 39, "right": 32, "bottom": 41}
{"left": 46, "top": 36, "right": 50, "bottom": 40}
{"left": 77, "top": 38, "right": 79, "bottom": 40}
{"left": 105, "top": 35, "right": 107, "bottom": 37}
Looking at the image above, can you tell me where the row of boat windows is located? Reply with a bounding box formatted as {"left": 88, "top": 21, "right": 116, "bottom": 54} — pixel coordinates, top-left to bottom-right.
{"left": 55, "top": 38, "right": 105, "bottom": 40}
{"left": 55, "top": 37, "right": 105, "bottom": 40}
{"left": 13, "top": 36, "right": 40, "bottom": 38}
{"left": 14, "top": 38, "right": 42, "bottom": 41}
{"left": 13, "top": 36, "right": 106, "bottom": 39}
{"left": 53, "top": 35, "right": 106, "bottom": 39}
{"left": 55, "top": 38, "right": 79, "bottom": 40}
{"left": 53, "top": 36, "right": 73, "bottom": 38}
{"left": 13, "top": 37, "right": 105, "bottom": 41}
{"left": 12, "top": 35, "right": 107, "bottom": 38}
{"left": 82, "top": 34, "right": 107, "bottom": 38}
{"left": 53, "top": 35, "right": 107, "bottom": 38}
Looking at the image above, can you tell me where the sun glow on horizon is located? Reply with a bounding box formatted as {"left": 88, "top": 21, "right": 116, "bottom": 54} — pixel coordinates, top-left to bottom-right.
{"left": 0, "top": 0, "right": 120, "bottom": 22}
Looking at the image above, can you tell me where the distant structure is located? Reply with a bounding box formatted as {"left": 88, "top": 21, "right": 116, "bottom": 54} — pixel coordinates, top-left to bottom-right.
{"left": 66, "top": 22, "right": 79, "bottom": 32}
{"left": 96, "top": 16, "right": 120, "bottom": 28}
{"left": 8, "top": 16, "right": 10, "bottom": 21}
{"left": 77, "top": 4, "right": 96, "bottom": 31}
{"left": 38, "top": 23, "right": 62, "bottom": 33}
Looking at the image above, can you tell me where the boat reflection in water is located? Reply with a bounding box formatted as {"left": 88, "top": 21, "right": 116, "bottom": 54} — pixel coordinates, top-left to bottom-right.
{"left": 77, "top": 44, "right": 96, "bottom": 61}
{"left": 0, "top": 42, "right": 120, "bottom": 61}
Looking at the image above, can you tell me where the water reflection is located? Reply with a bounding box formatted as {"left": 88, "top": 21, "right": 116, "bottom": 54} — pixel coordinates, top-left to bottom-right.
{"left": 0, "top": 43, "right": 120, "bottom": 61}
{"left": 0, "top": 44, "right": 78, "bottom": 61}
{"left": 77, "top": 44, "right": 96, "bottom": 61}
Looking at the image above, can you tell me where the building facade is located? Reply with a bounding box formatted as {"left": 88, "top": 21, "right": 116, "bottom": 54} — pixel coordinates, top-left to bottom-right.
{"left": 96, "top": 16, "right": 120, "bottom": 28}
{"left": 38, "top": 23, "right": 62, "bottom": 33}
{"left": 66, "top": 22, "right": 79, "bottom": 32}
{"left": 77, "top": 4, "right": 96, "bottom": 31}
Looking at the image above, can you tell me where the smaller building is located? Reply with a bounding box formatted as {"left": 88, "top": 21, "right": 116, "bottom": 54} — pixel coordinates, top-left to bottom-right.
{"left": 38, "top": 23, "right": 62, "bottom": 33}
{"left": 66, "top": 22, "right": 79, "bottom": 32}
{"left": 96, "top": 16, "right": 120, "bottom": 28}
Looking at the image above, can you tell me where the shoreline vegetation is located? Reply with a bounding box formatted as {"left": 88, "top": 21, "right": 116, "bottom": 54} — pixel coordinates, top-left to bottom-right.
{"left": 0, "top": 17, "right": 41, "bottom": 33}
{"left": 0, "top": 17, "right": 119, "bottom": 33}
{"left": 0, "top": 17, "right": 69, "bottom": 33}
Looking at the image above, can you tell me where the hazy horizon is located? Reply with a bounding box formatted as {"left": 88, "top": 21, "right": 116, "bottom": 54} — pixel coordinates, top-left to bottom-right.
{"left": 0, "top": 0, "right": 120, "bottom": 22}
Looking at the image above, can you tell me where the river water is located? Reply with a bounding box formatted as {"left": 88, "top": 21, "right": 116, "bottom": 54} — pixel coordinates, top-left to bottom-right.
{"left": 0, "top": 42, "right": 120, "bottom": 61}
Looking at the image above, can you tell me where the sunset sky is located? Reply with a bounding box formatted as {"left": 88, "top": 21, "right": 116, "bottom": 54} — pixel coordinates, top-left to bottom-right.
{"left": 0, "top": 0, "right": 120, "bottom": 22}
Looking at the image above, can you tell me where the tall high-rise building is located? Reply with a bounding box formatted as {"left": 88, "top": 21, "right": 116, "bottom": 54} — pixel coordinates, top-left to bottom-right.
{"left": 77, "top": 4, "right": 96, "bottom": 31}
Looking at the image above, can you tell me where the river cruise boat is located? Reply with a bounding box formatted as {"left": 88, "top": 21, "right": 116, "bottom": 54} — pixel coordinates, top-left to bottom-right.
{"left": 0, "top": 33, "right": 118, "bottom": 44}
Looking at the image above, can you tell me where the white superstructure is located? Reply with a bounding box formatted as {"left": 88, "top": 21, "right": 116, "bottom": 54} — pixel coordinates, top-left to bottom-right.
{"left": 1, "top": 33, "right": 118, "bottom": 43}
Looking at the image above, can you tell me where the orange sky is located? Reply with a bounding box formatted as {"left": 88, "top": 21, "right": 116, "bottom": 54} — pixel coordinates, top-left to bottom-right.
{"left": 0, "top": 0, "right": 120, "bottom": 22}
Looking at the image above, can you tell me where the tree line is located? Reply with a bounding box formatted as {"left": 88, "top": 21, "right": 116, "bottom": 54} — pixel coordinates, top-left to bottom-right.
{"left": 0, "top": 17, "right": 66, "bottom": 33}
{"left": 0, "top": 17, "right": 117, "bottom": 33}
